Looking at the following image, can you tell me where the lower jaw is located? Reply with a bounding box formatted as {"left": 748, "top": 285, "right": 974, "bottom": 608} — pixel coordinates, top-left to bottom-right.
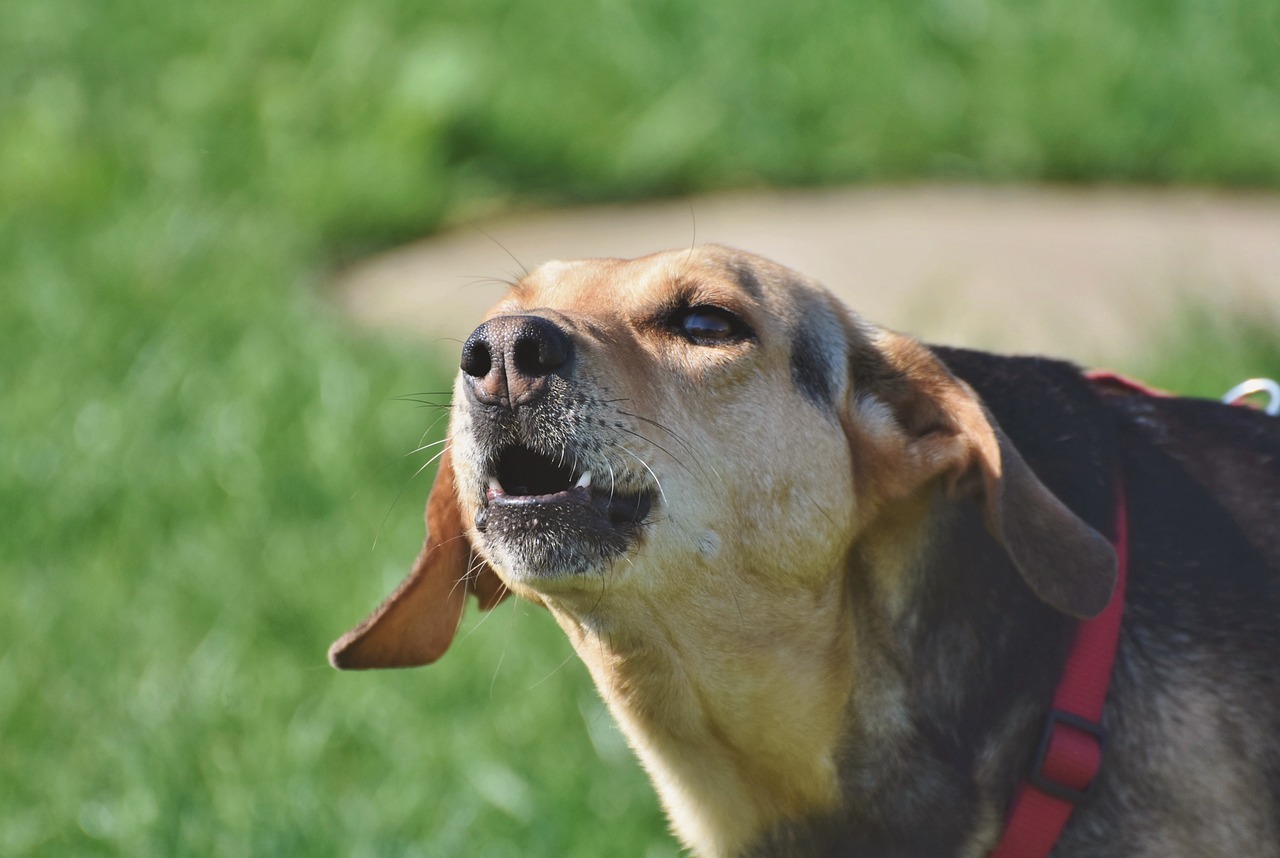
{"left": 479, "top": 502, "right": 644, "bottom": 581}
{"left": 485, "top": 542, "right": 625, "bottom": 592}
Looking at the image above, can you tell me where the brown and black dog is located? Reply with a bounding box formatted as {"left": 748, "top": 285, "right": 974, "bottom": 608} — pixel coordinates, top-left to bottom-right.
{"left": 330, "top": 246, "right": 1280, "bottom": 857}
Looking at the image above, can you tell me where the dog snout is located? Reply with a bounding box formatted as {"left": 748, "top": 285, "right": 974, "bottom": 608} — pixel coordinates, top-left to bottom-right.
{"left": 460, "top": 315, "right": 573, "bottom": 409}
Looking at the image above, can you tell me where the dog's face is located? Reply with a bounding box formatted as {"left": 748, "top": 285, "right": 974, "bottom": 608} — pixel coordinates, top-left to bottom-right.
{"left": 331, "top": 244, "right": 1113, "bottom": 671}
{"left": 329, "top": 245, "right": 1116, "bottom": 856}
{"left": 446, "top": 248, "right": 860, "bottom": 615}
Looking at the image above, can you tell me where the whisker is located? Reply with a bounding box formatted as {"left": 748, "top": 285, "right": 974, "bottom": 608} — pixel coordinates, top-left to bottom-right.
{"left": 467, "top": 221, "right": 531, "bottom": 280}
{"left": 616, "top": 410, "right": 697, "bottom": 455}
{"left": 393, "top": 400, "right": 453, "bottom": 408}
{"left": 615, "top": 425, "right": 694, "bottom": 478}
{"left": 596, "top": 384, "right": 707, "bottom": 479}
{"left": 457, "top": 274, "right": 520, "bottom": 292}
{"left": 618, "top": 410, "right": 724, "bottom": 485}
{"left": 527, "top": 649, "right": 580, "bottom": 690}
{"left": 393, "top": 391, "right": 455, "bottom": 399}
{"left": 448, "top": 548, "right": 491, "bottom": 609}
{"left": 685, "top": 200, "right": 698, "bottom": 267}
{"left": 457, "top": 564, "right": 509, "bottom": 647}
{"left": 393, "top": 393, "right": 455, "bottom": 412}
{"left": 356, "top": 434, "right": 444, "bottom": 497}
{"left": 585, "top": 561, "right": 609, "bottom": 627}
{"left": 355, "top": 409, "right": 451, "bottom": 502}
{"left": 728, "top": 585, "right": 747, "bottom": 633}
{"left": 417, "top": 406, "right": 454, "bottom": 448}
{"left": 798, "top": 487, "right": 839, "bottom": 529}
{"left": 445, "top": 560, "right": 473, "bottom": 605}
{"left": 488, "top": 597, "right": 519, "bottom": 700}
{"left": 617, "top": 445, "right": 667, "bottom": 507}
{"left": 410, "top": 444, "right": 451, "bottom": 483}
{"left": 373, "top": 443, "right": 450, "bottom": 549}
{"left": 402, "top": 436, "right": 450, "bottom": 458}
{"left": 586, "top": 563, "right": 616, "bottom": 708}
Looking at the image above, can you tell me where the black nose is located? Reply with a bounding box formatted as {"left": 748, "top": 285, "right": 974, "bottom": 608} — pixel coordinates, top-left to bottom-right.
{"left": 461, "top": 315, "right": 572, "bottom": 408}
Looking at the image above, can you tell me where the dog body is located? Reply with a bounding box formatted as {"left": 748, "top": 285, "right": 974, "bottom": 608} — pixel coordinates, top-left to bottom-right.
{"left": 331, "top": 247, "right": 1280, "bottom": 857}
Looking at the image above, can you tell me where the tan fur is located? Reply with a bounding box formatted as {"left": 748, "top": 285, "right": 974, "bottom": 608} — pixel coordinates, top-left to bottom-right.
{"left": 455, "top": 251, "right": 864, "bottom": 855}
{"left": 331, "top": 246, "right": 1123, "bottom": 856}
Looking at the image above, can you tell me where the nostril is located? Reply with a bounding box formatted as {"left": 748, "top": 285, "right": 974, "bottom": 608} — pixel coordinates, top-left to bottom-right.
{"left": 460, "top": 333, "right": 493, "bottom": 379}
{"left": 513, "top": 337, "right": 540, "bottom": 375}
{"left": 513, "top": 336, "right": 558, "bottom": 375}
{"left": 512, "top": 317, "right": 571, "bottom": 377}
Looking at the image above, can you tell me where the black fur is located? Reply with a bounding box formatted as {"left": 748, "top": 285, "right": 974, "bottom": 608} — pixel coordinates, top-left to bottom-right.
{"left": 747, "top": 348, "right": 1280, "bottom": 857}
{"left": 791, "top": 319, "right": 838, "bottom": 408}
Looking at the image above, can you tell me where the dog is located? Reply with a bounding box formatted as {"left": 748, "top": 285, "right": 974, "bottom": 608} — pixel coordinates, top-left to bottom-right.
{"left": 330, "top": 246, "right": 1280, "bottom": 857}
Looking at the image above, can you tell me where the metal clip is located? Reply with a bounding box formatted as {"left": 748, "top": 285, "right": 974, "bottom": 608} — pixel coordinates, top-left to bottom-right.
{"left": 1221, "top": 378, "right": 1280, "bottom": 416}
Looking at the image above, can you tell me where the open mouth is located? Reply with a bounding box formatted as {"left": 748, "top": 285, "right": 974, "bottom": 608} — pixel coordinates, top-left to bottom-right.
{"left": 479, "top": 445, "right": 652, "bottom": 526}
{"left": 473, "top": 444, "right": 653, "bottom": 577}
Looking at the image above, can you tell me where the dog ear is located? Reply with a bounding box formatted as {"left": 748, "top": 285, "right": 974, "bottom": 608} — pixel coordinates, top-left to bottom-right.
{"left": 328, "top": 447, "right": 507, "bottom": 669}
{"left": 972, "top": 424, "right": 1117, "bottom": 618}
{"left": 844, "top": 327, "right": 1116, "bottom": 619}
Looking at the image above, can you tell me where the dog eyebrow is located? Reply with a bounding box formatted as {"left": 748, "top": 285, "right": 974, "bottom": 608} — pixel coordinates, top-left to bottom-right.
{"left": 790, "top": 303, "right": 842, "bottom": 408}
{"left": 727, "top": 258, "right": 765, "bottom": 301}
{"left": 656, "top": 274, "right": 758, "bottom": 317}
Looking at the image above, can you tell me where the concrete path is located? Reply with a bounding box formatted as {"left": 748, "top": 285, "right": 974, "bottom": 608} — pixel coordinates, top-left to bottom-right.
{"left": 335, "top": 185, "right": 1280, "bottom": 367}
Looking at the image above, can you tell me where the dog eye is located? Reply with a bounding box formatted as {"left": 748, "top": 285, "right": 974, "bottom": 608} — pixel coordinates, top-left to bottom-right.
{"left": 673, "top": 306, "right": 748, "bottom": 343}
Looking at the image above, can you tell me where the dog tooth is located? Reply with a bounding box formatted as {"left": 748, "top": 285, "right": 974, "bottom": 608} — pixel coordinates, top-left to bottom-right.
{"left": 575, "top": 471, "right": 593, "bottom": 489}
{"left": 488, "top": 477, "right": 503, "bottom": 494}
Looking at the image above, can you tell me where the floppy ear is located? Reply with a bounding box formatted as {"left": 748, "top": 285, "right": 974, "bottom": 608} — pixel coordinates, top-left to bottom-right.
{"left": 973, "top": 424, "right": 1117, "bottom": 617}
{"left": 844, "top": 327, "right": 1116, "bottom": 619}
{"left": 328, "top": 447, "right": 507, "bottom": 670}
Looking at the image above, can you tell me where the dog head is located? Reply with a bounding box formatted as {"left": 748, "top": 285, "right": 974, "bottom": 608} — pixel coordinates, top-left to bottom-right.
{"left": 329, "top": 245, "right": 1115, "bottom": 670}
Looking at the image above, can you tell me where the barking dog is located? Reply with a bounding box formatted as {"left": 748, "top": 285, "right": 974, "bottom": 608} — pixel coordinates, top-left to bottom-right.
{"left": 331, "top": 247, "right": 1280, "bottom": 858}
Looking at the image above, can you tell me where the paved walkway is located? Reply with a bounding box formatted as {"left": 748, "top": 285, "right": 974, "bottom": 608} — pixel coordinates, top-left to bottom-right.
{"left": 335, "top": 185, "right": 1280, "bottom": 367}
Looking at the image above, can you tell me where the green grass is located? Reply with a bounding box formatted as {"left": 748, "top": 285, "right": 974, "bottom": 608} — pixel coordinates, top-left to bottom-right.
{"left": 2, "top": 0, "right": 1279, "bottom": 854}
{"left": 1134, "top": 308, "right": 1280, "bottom": 402}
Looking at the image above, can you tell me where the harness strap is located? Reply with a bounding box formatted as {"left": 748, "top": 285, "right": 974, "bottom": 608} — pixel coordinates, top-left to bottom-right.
{"left": 990, "top": 367, "right": 1276, "bottom": 856}
{"left": 989, "top": 486, "right": 1129, "bottom": 858}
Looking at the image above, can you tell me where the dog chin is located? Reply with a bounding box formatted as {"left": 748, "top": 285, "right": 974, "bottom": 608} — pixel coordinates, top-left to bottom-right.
{"left": 476, "top": 489, "right": 652, "bottom": 582}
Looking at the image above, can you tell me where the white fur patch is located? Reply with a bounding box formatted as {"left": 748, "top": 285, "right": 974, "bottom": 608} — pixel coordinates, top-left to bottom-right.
{"left": 854, "top": 393, "right": 900, "bottom": 441}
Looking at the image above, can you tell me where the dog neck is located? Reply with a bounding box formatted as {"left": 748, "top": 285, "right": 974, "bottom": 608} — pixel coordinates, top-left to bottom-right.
{"left": 539, "top": 490, "right": 1075, "bottom": 858}
{"left": 540, "top": 571, "right": 857, "bottom": 858}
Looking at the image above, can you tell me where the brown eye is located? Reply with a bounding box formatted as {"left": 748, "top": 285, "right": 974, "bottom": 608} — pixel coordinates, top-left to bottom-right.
{"left": 674, "top": 306, "right": 747, "bottom": 343}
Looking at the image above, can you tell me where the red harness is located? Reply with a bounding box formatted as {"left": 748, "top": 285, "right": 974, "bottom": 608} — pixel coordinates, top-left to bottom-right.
{"left": 991, "top": 365, "right": 1145, "bottom": 857}
{"left": 989, "top": 368, "right": 1276, "bottom": 856}
{"left": 989, "top": 485, "right": 1129, "bottom": 857}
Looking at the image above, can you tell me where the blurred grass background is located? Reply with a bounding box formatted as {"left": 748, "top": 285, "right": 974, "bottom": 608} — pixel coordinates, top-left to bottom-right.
{"left": 2, "top": 0, "right": 1278, "bottom": 854}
